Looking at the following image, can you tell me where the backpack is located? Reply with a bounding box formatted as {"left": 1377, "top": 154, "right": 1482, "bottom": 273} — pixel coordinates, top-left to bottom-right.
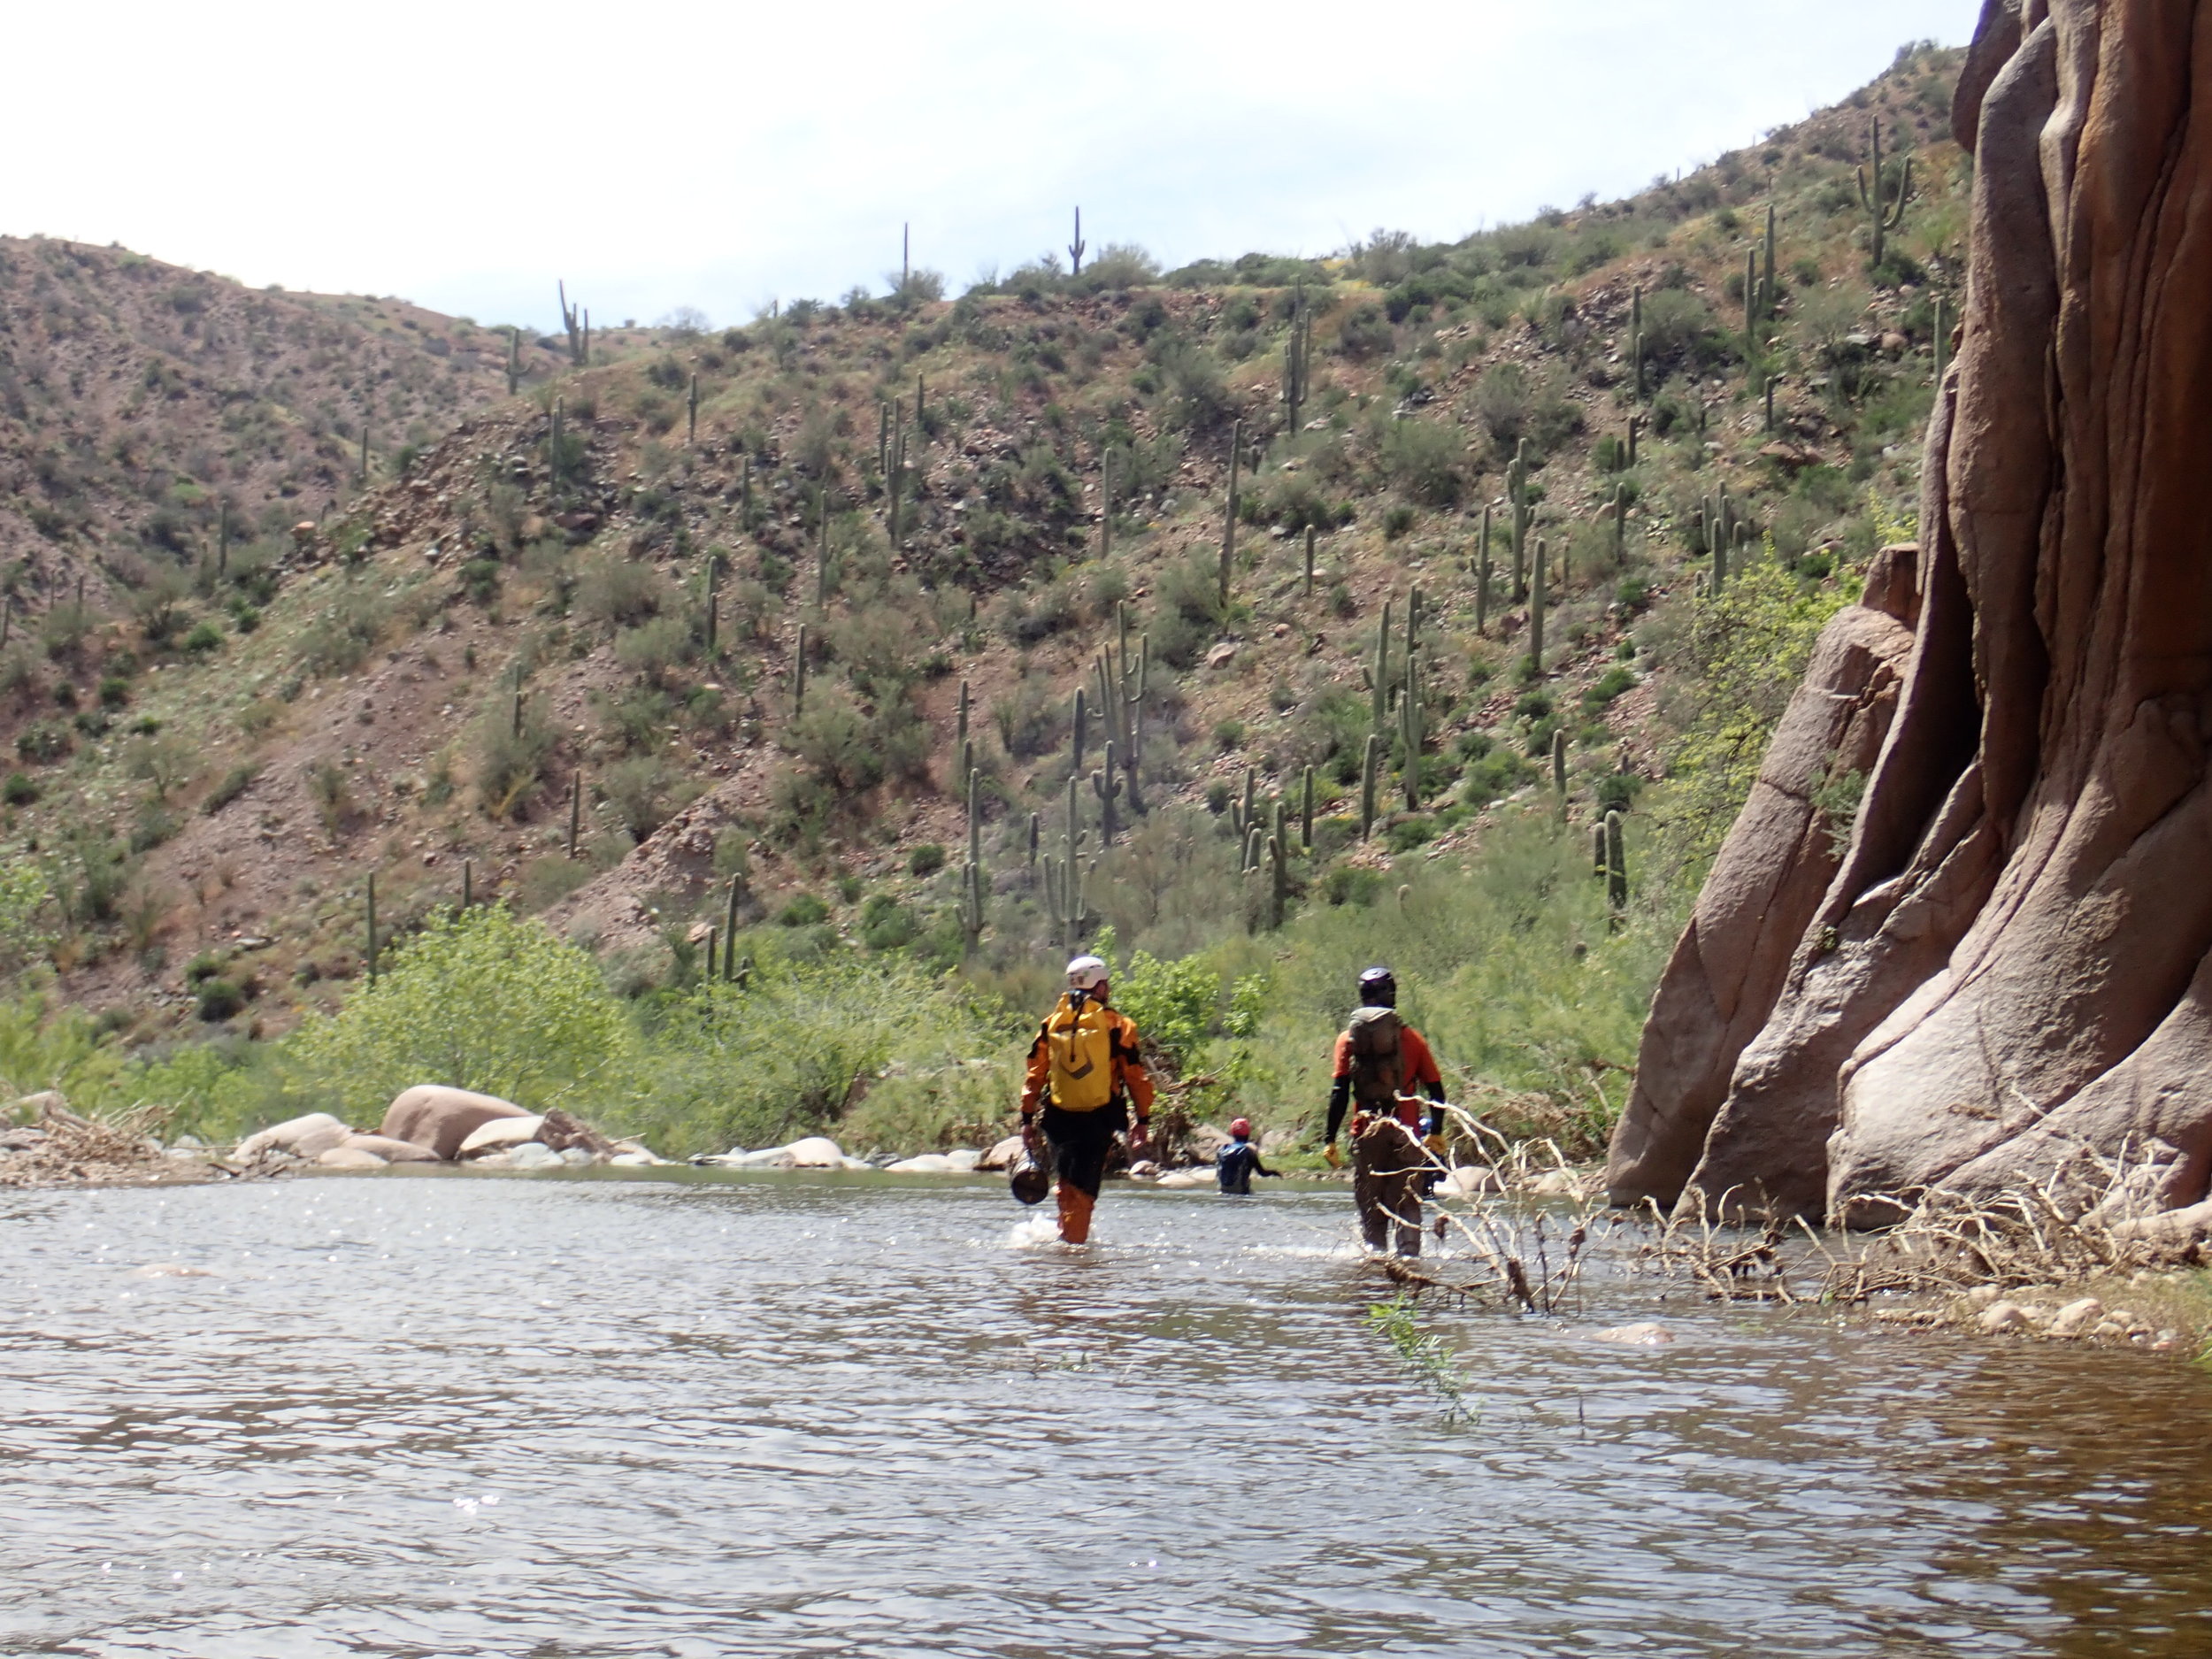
{"left": 1046, "top": 992, "right": 1117, "bottom": 1110}
{"left": 1346, "top": 1006, "right": 1403, "bottom": 1109}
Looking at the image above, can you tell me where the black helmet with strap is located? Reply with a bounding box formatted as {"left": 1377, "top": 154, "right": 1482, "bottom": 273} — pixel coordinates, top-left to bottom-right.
{"left": 1357, "top": 965, "right": 1397, "bottom": 1008}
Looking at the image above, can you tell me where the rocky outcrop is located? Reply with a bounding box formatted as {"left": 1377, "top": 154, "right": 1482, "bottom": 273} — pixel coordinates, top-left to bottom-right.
{"left": 1608, "top": 549, "right": 1918, "bottom": 1209}
{"left": 1612, "top": 0, "right": 2212, "bottom": 1224}
{"left": 378, "top": 1087, "right": 534, "bottom": 1160}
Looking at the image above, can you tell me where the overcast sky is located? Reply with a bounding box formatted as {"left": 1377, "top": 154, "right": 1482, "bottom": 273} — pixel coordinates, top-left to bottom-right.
{"left": 10, "top": 0, "right": 1981, "bottom": 332}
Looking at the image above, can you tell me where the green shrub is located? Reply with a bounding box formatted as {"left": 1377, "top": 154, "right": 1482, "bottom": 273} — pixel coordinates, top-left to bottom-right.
{"left": 202, "top": 764, "right": 258, "bottom": 815}
{"left": 859, "top": 895, "right": 920, "bottom": 951}
{"left": 16, "top": 724, "right": 69, "bottom": 764}
{"left": 626, "top": 952, "right": 1015, "bottom": 1156}
{"left": 3, "top": 773, "right": 36, "bottom": 806}
{"left": 908, "top": 843, "right": 947, "bottom": 878}
{"left": 288, "top": 903, "right": 634, "bottom": 1115}
{"left": 460, "top": 558, "right": 502, "bottom": 604}
{"left": 1386, "top": 815, "right": 1439, "bottom": 853}
{"left": 1380, "top": 419, "right": 1463, "bottom": 507}
{"left": 98, "top": 677, "right": 130, "bottom": 709}
{"left": 1582, "top": 667, "right": 1636, "bottom": 712}
{"left": 196, "top": 979, "right": 245, "bottom": 1022}
{"left": 777, "top": 893, "right": 829, "bottom": 927}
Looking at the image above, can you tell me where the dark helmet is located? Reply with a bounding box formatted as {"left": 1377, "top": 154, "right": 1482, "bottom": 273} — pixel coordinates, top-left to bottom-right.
{"left": 1357, "top": 966, "right": 1398, "bottom": 1008}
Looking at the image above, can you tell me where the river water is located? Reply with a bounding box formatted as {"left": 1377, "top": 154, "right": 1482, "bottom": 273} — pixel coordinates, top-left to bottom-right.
{"left": 3, "top": 1170, "right": 2209, "bottom": 1658}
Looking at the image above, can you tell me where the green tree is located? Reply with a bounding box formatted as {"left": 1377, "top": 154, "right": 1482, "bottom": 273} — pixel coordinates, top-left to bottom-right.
{"left": 290, "top": 903, "right": 633, "bottom": 1113}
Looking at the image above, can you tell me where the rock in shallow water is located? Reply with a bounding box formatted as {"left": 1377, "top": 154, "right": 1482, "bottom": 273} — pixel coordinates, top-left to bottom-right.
{"left": 1592, "top": 1322, "right": 1675, "bottom": 1346}
{"left": 378, "top": 1086, "right": 533, "bottom": 1161}
{"left": 236, "top": 1113, "right": 349, "bottom": 1162}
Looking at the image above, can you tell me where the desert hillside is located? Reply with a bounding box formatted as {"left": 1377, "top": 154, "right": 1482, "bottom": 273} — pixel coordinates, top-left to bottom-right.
{"left": 0, "top": 49, "right": 1962, "bottom": 1144}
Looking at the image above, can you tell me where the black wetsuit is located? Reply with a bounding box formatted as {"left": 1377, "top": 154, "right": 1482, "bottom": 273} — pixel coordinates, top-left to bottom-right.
{"left": 1216, "top": 1139, "right": 1271, "bottom": 1194}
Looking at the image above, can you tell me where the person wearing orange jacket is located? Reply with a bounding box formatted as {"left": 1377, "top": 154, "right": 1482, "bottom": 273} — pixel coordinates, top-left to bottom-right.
{"left": 1324, "top": 965, "right": 1447, "bottom": 1256}
{"left": 1020, "top": 955, "right": 1156, "bottom": 1244}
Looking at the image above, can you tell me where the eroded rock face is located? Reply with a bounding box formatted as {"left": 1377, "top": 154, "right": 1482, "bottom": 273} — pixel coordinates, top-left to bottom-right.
{"left": 1612, "top": 0, "right": 2212, "bottom": 1222}
{"left": 379, "top": 1087, "right": 532, "bottom": 1161}
{"left": 1606, "top": 547, "right": 1918, "bottom": 1210}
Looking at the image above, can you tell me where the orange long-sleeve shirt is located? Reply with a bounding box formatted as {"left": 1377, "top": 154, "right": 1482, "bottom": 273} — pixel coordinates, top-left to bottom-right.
{"left": 1021, "top": 999, "right": 1156, "bottom": 1118}
{"left": 1331, "top": 1023, "right": 1442, "bottom": 1094}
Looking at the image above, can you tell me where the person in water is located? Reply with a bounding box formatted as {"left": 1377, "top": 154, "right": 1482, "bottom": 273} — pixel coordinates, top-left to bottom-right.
{"left": 1020, "top": 955, "right": 1156, "bottom": 1244}
{"left": 1323, "top": 965, "right": 1448, "bottom": 1256}
{"left": 1215, "top": 1118, "right": 1280, "bottom": 1195}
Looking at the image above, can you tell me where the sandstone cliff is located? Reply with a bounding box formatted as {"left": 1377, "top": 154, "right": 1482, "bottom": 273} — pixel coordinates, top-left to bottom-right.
{"left": 1610, "top": 0, "right": 2212, "bottom": 1223}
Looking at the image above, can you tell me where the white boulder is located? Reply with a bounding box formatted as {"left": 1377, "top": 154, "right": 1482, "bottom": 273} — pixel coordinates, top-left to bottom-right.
{"left": 979, "top": 1135, "right": 1025, "bottom": 1171}
{"left": 1437, "top": 1165, "right": 1504, "bottom": 1197}
{"left": 505, "top": 1141, "right": 561, "bottom": 1170}
{"left": 317, "top": 1145, "right": 388, "bottom": 1169}
{"left": 237, "top": 1113, "right": 350, "bottom": 1162}
{"left": 782, "top": 1136, "right": 847, "bottom": 1168}
{"left": 457, "top": 1116, "right": 547, "bottom": 1157}
{"left": 945, "top": 1148, "right": 982, "bottom": 1172}
{"left": 887, "top": 1154, "right": 956, "bottom": 1173}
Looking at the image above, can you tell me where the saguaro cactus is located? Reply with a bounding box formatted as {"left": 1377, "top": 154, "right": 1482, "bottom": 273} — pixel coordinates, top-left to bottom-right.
{"left": 1229, "top": 768, "right": 1257, "bottom": 852}
{"left": 794, "top": 624, "right": 809, "bottom": 715}
{"left": 1629, "top": 288, "right": 1645, "bottom": 402}
{"left": 1370, "top": 597, "right": 1393, "bottom": 733}
{"left": 1476, "top": 503, "right": 1493, "bottom": 634}
{"left": 960, "top": 767, "right": 986, "bottom": 948}
{"left": 688, "top": 374, "right": 699, "bottom": 446}
{"left": 1509, "top": 440, "right": 1531, "bottom": 600}
{"left": 505, "top": 327, "right": 520, "bottom": 396}
{"left": 1218, "top": 419, "right": 1241, "bottom": 608}
{"left": 568, "top": 772, "right": 582, "bottom": 857}
{"left": 1605, "top": 810, "right": 1629, "bottom": 926}
{"left": 1071, "top": 687, "right": 1088, "bottom": 775}
{"left": 559, "top": 280, "right": 584, "bottom": 365}
{"left": 1530, "top": 537, "right": 1548, "bottom": 665}
{"left": 1091, "top": 741, "right": 1124, "bottom": 848}
{"left": 956, "top": 678, "right": 972, "bottom": 785}
{"left": 1301, "top": 764, "right": 1315, "bottom": 850}
{"left": 1398, "top": 648, "right": 1424, "bottom": 810}
{"left": 1360, "top": 733, "right": 1381, "bottom": 841}
{"left": 725, "top": 877, "right": 742, "bottom": 976}
{"left": 1856, "top": 115, "right": 1914, "bottom": 270}
{"left": 1093, "top": 611, "right": 1148, "bottom": 814}
{"left": 1282, "top": 282, "right": 1312, "bottom": 435}
{"left": 1592, "top": 820, "right": 1609, "bottom": 877}
{"left": 1068, "top": 207, "right": 1086, "bottom": 276}
{"left": 1303, "top": 526, "right": 1316, "bottom": 596}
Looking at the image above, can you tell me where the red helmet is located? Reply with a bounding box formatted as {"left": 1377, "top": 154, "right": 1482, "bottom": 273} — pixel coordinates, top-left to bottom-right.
{"left": 1229, "top": 1118, "right": 1252, "bottom": 1138}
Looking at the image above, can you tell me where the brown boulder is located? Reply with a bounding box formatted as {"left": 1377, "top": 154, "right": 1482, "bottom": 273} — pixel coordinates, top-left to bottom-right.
{"left": 1606, "top": 548, "right": 1916, "bottom": 1210}
{"left": 1616, "top": 3, "right": 2212, "bottom": 1225}
{"left": 378, "top": 1086, "right": 532, "bottom": 1160}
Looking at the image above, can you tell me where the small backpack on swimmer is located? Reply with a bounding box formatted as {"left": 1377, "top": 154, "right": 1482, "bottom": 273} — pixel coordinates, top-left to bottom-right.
{"left": 1345, "top": 1004, "right": 1403, "bottom": 1110}
{"left": 1045, "top": 989, "right": 1117, "bottom": 1111}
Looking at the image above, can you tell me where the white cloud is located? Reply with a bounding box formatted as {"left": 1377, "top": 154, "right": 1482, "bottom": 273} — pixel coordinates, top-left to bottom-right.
{"left": 6, "top": 0, "right": 1980, "bottom": 329}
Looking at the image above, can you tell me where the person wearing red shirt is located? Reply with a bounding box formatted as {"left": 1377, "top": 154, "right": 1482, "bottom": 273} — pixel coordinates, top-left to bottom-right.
{"left": 1324, "top": 966, "right": 1447, "bottom": 1256}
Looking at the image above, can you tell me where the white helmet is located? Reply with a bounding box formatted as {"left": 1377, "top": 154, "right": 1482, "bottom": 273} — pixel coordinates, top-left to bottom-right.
{"left": 1065, "top": 955, "right": 1109, "bottom": 992}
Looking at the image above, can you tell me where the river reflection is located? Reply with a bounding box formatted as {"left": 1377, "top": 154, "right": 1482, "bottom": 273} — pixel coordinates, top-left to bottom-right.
{"left": 1, "top": 1171, "right": 2207, "bottom": 1656}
